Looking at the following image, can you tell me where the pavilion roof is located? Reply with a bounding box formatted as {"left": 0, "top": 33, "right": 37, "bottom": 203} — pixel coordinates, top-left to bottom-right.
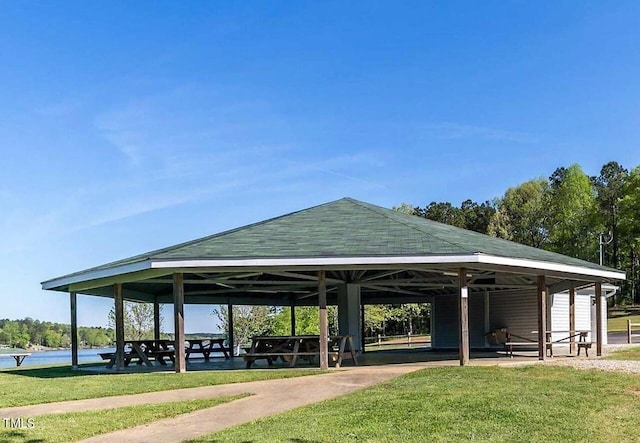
{"left": 42, "top": 197, "right": 624, "bottom": 293}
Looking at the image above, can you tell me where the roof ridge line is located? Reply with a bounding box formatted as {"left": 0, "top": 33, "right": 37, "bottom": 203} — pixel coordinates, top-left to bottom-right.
{"left": 346, "top": 199, "right": 476, "bottom": 254}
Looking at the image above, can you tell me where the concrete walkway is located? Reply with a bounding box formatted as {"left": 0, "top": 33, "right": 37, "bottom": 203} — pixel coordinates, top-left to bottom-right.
{"left": 0, "top": 363, "right": 428, "bottom": 443}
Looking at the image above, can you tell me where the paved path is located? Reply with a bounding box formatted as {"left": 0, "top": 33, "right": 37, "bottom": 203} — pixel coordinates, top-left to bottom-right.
{"left": 0, "top": 364, "right": 426, "bottom": 443}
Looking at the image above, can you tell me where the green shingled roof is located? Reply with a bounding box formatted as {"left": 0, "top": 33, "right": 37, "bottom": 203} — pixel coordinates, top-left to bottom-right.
{"left": 74, "top": 197, "right": 616, "bottom": 274}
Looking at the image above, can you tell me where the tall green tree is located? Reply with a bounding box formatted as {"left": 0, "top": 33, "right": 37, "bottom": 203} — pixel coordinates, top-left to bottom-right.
{"left": 271, "top": 306, "right": 339, "bottom": 336}
{"left": 417, "top": 202, "right": 465, "bottom": 227}
{"left": 619, "top": 166, "right": 640, "bottom": 304}
{"left": 488, "top": 178, "right": 550, "bottom": 247}
{"left": 108, "top": 302, "right": 160, "bottom": 340}
{"left": 460, "top": 199, "right": 495, "bottom": 234}
{"left": 547, "top": 164, "right": 600, "bottom": 261}
{"left": 0, "top": 321, "right": 30, "bottom": 348}
{"left": 593, "top": 161, "right": 629, "bottom": 269}
{"left": 213, "top": 305, "right": 273, "bottom": 353}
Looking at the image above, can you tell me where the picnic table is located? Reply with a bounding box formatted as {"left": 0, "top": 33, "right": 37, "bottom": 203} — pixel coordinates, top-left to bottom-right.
{"left": 0, "top": 349, "right": 31, "bottom": 367}
{"left": 499, "top": 329, "right": 592, "bottom": 358}
{"left": 543, "top": 330, "right": 591, "bottom": 357}
{"left": 185, "top": 338, "right": 230, "bottom": 361}
{"left": 243, "top": 335, "right": 358, "bottom": 369}
{"left": 99, "top": 339, "right": 175, "bottom": 368}
{"left": 501, "top": 330, "right": 539, "bottom": 358}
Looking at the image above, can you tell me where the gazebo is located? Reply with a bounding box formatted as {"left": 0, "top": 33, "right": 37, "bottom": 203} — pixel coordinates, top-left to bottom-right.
{"left": 41, "top": 198, "right": 625, "bottom": 371}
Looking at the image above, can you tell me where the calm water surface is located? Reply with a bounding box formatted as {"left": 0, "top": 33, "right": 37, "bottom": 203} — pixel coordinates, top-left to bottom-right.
{"left": 0, "top": 347, "right": 115, "bottom": 369}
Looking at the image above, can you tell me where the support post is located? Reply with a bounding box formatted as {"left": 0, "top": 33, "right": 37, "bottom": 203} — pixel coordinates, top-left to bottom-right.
{"left": 114, "top": 283, "right": 125, "bottom": 370}
{"left": 154, "top": 299, "right": 161, "bottom": 342}
{"left": 361, "top": 303, "right": 366, "bottom": 353}
{"left": 70, "top": 291, "right": 78, "bottom": 369}
{"left": 228, "top": 303, "right": 235, "bottom": 356}
{"left": 569, "top": 285, "right": 576, "bottom": 354}
{"left": 458, "top": 268, "right": 469, "bottom": 366}
{"left": 174, "top": 273, "right": 186, "bottom": 373}
{"left": 596, "top": 281, "right": 603, "bottom": 356}
{"left": 290, "top": 299, "right": 296, "bottom": 336}
{"left": 318, "top": 270, "right": 329, "bottom": 370}
{"left": 484, "top": 291, "right": 490, "bottom": 348}
{"left": 537, "top": 276, "right": 547, "bottom": 361}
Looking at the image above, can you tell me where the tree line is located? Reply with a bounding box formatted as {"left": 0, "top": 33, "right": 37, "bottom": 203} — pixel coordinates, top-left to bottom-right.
{"left": 395, "top": 161, "right": 638, "bottom": 305}
{"left": 0, "top": 318, "right": 113, "bottom": 349}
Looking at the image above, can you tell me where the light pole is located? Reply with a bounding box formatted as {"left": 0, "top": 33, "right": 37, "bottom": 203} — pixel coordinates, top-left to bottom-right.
{"left": 599, "top": 231, "right": 613, "bottom": 266}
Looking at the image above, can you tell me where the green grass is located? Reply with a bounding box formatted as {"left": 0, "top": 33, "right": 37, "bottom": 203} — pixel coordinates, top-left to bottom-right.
{"left": 606, "top": 346, "right": 640, "bottom": 361}
{"left": 192, "top": 366, "right": 640, "bottom": 442}
{"left": 0, "top": 365, "right": 320, "bottom": 408}
{"left": 608, "top": 307, "right": 640, "bottom": 332}
{"left": 0, "top": 395, "right": 246, "bottom": 443}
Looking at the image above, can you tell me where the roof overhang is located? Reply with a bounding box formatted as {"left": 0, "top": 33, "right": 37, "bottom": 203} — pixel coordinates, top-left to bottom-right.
{"left": 42, "top": 253, "right": 625, "bottom": 293}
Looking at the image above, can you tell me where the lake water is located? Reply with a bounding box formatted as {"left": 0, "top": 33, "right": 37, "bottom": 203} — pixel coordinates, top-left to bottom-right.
{"left": 0, "top": 347, "right": 115, "bottom": 369}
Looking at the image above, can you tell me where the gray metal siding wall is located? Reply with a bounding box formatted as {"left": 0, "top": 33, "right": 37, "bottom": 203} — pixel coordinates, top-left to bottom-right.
{"left": 469, "top": 294, "right": 486, "bottom": 348}
{"left": 489, "top": 289, "right": 537, "bottom": 342}
{"left": 433, "top": 295, "right": 458, "bottom": 348}
{"left": 432, "top": 294, "right": 485, "bottom": 349}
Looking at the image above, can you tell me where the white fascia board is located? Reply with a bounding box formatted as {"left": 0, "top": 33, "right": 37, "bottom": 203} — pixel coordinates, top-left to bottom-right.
{"left": 475, "top": 255, "right": 625, "bottom": 281}
{"left": 42, "top": 253, "right": 625, "bottom": 292}
{"left": 41, "top": 261, "right": 153, "bottom": 290}
{"left": 150, "top": 254, "right": 625, "bottom": 280}
{"left": 149, "top": 255, "right": 478, "bottom": 269}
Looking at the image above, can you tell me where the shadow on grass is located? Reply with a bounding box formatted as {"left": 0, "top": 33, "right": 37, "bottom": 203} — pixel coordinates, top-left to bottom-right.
{"left": 0, "top": 364, "right": 103, "bottom": 379}
{"left": 0, "top": 429, "right": 45, "bottom": 442}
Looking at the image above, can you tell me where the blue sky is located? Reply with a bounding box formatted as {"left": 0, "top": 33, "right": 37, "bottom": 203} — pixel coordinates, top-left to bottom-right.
{"left": 1, "top": 2, "right": 639, "bottom": 333}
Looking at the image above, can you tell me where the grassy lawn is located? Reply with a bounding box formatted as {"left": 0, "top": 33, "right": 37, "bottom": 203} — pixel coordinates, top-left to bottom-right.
{"left": 608, "top": 307, "right": 640, "bottom": 332}
{"left": 0, "top": 395, "right": 246, "bottom": 443}
{"left": 606, "top": 346, "right": 640, "bottom": 361}
{"left": 0, "top": 365, "right": 320, "bottom": 408}
{"left": 192, "top": 366, "right": 640, "bottom": 442}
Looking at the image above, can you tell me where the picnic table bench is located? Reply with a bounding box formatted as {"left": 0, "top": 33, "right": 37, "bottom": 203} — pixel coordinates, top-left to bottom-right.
{"left": 185, "top": 338, "right": 230, "bottom": 361}
{"left": 0, "top": 350, "right": 31, "bottom": 367}
{"left": 99, "top": 339, "right": 175, "bottom": 368}
{"left": 244, "top": 335, "right": 358, "bottom": 369}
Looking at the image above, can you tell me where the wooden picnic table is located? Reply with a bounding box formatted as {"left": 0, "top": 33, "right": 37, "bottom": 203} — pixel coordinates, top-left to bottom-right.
{"left": 100, "top": 339, "right": 175, "bottom": 368}
{"left": 185, "top": 338, "right": 230, "bottom": 361}
{"left": 543, "top": 330, "right": 591, "bottom": 357}
{"left": 243, "top": 335, "right": 358, "bottom": 369}
{"left": 499, "top": 329, "right": 592, "bottom": 358}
